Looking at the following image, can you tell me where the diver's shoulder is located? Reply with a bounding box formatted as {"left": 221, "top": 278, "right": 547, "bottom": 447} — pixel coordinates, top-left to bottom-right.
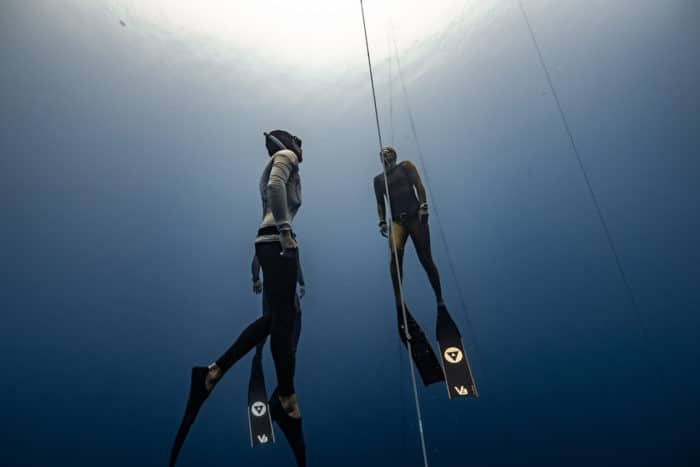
{"left": 271, "top": 149, "right": 299, "bottom": 167}
{"left": 398, "top": 160, "right": 417, "bottom": 170}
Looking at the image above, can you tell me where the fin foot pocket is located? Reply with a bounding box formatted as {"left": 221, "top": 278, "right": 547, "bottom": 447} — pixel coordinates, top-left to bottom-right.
{"left": 270, "top": 389, "right": 307, "bottom": 466}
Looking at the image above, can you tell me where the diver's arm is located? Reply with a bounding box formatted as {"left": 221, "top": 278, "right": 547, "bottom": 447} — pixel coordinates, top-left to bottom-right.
{"left": 296, "top": 254, "right": 305, "bottom": 287}
{"left": 373, "top": 177, "right": 389, "bottom": 237}
{"left": 403, "top": 161, "right": 429, "bottom": 223}
{"left": 296, "top": 253, "right": 305, "bottom": 298}
{"left": 267, "top": 151, "right": 299, "bottom": 251}
{"left": 252, "top": 254, "right": 261, "bottom": 281}
{"left": 374, "top": 176, "right": 386, "bottom": 229}
{"left": 373, "top": 177, "right": 387, "bottom": 223}
{"left": 267, "top": 151, "right": 297, "bottom": 232}
{"left": 251, "top": 254, "right": 262, "bottom": 294}
{"left": 403, "top": 161, "right": 427, "bottom": 205}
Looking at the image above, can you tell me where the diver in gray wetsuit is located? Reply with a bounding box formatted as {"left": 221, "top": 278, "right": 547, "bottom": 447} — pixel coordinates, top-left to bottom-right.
{"left": 170, "top": 129, "right": 306, "bottom": 467}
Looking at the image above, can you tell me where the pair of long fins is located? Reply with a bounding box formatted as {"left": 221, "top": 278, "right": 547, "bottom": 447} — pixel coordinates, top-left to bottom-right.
{"left": 169, "top": 306, "right": 472, "bottom": 467}
{"left": 168, "top": 363, "right": 306, "bottom": 467}
{"left": 399, "top": 304, "right": 478, "bottom": 399}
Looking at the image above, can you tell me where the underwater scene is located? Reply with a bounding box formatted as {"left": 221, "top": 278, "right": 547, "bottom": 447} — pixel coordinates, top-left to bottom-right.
{"left": 2, "top": 1, "right": 699, "bottom": 466}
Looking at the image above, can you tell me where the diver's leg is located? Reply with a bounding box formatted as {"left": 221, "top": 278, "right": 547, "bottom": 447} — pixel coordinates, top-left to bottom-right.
{"left": 291, "top": 294, "right": 302, "bottom": 355}
{"left": 266, "top": 298, "right": 306, "bottom": 466}
{"left": 257, "top": 242, "right": 299, "bottom": 415}
{"left": 408, "top": 217, "right": 444, "bottom": 305}
{"left": 171, "top": 310, "right": 272, "bottom": 466}
{"left": 212, "top": 313, "right": 272, "bottom": 379}
{"left": 390, "top": 220, "right": 444, "bottom": 386}
{"left": 389, "top": 221, "right": 409, "bottom": 308}
{"left": 254, "top": 288, "right": 272, "bottom": 359}
{"left": 170, "top": 250, "right": 274, "bottom": 467}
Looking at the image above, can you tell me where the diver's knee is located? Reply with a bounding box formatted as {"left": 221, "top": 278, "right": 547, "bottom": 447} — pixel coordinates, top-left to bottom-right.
{"left": 417, "top": 252, "right": 436, "bottom": 269}
{"left": 390, "top": 249, "right": 404, "bottom": 262}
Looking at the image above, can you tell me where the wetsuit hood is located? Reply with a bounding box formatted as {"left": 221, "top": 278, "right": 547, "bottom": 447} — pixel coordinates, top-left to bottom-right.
{"left": 265, "top": 130, "right": 303, "bottom": 162}
{"left": 381, "top": 145, "right": 397, "bottom": 170}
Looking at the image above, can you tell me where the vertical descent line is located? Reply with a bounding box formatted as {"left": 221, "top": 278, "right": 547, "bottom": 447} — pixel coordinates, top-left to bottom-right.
{"left": 360, "top": 2, "right": 430, "bottom": 466}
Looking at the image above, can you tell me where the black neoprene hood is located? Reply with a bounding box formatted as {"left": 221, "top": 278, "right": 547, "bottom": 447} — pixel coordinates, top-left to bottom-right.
{"left": 265, "top": 129, "right": 303, "bottom": 161}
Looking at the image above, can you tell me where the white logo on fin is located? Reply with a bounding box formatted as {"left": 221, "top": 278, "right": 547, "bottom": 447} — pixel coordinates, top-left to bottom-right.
{"left": 454, "top": 385, "right": 469, "bottom": 396}
{"left": 257, "top": 434, "right": 269, "bottom": 443}
{"left": 444, "top": 346, "right": 463, "bottom": 364}
{"left": 251, "top": 401, "right": 267, "bottom": 417}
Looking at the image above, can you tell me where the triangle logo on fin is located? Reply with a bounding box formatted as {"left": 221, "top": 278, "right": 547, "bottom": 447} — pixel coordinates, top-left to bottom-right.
{"left": 444, "top": 346, "right": 464, "bottom": 364}
{"left": 251, "top": 401, "right": 267, "bottom": 417}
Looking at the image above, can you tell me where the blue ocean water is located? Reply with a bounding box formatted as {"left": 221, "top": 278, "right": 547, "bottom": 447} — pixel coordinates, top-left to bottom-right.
{"left": 2, "top": 1, "right": 699, "bottom": 466}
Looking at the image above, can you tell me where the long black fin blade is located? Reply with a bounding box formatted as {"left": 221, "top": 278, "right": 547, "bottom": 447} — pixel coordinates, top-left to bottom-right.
{"left": 436, "top": 305, "right": 478, "bottom": 398}
{"left": 398, "top": 306, "right": 445, "bottom": 386}
{"left": 248, "top": 356, "right": 275, "bottom": 447}
{"left": 169, "top": 367, "right": 210, "bottom": 467}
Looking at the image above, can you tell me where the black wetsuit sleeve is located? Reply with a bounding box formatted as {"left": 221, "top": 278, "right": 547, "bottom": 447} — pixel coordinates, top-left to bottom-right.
{"left": 252, "top": 254, "right": 261, "bottom": 282}
{"left": 402, "top": 161, "right": 427, "bottom": 205}
{"left": 373, "top": 176, "right": 387, "bottom": 223}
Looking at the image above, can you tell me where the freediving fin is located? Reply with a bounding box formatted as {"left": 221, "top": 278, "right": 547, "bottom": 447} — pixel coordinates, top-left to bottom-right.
{"left": 269, "top": 389, "right": 306, "bottom": 467}
{"left": 436, "top": 305, "right": 478, "bottom": 398}
{"left": 397, "top": 305, "right": 445, "bottom": 386}
{"left": 169, "top": 366, "right": 211, "bottom": 467}
{"left": 248, "top": 355, "right": 275, "bottom": 447}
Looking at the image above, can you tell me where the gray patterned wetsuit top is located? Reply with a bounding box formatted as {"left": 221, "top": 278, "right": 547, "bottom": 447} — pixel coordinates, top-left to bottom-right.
{"left": 256, "top": 149, "right": 302, "bottom": 243}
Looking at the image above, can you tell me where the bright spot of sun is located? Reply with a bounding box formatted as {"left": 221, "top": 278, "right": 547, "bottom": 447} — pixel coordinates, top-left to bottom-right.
{"left": 117, "top": 0, "right": 474, "bottom": 70}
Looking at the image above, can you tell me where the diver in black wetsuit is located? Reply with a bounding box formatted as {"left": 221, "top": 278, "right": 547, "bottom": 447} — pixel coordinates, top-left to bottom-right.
{"left": 373, "top": 146, "right": 444, "bottom": 308}
{"left": 373, "top": 146, "right": 446, "bottom": 386}
{"left": 170, "top": 130, "right": 306, "bottom": 467}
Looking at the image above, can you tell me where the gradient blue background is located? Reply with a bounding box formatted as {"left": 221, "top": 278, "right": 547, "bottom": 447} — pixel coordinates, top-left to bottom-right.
{"left": 2, "top": 1, "right": 699, "bottom": 466}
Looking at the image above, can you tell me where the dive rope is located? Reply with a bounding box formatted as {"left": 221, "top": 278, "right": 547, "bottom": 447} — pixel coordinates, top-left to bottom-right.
{"left": 360, "top": 2, "right": 430, "bottom": 466}
{"left": 517, "top": 0, "right": 655, "bottom": 363}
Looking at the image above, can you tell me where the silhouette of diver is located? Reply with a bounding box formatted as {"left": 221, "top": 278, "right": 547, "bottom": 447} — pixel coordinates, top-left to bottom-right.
{"left": 170, "top": 130, "right": 306, "bottom": 466}
{"left": 373, "top": 145, "right": 448, "bottom": 386}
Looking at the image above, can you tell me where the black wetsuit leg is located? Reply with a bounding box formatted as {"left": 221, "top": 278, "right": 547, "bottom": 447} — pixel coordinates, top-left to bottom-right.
{"left": 291, "top": 294, "right": 302, "bottom": 355}
{"left": 388, "top": 221, "right": 410, "bottom": 307}
{"left": 216, "top": 313, "right": 272, "bottom": 373}
{"left": 252, "top": 291, "right": 301, "bottom": 362}
{"left": 253, "top": 289, "right": 273, "bottom": 359}
{"left": 255, "top": 241, "right": 298, "bottom": 397}
{"left": 406, "top": 215, "right": 444, "bottom": 304}
{"left": 215, "top": 243, "right": 298, "bottom": 397}
{"left": 388, "top": 219, "right": 444, "bottom": 386}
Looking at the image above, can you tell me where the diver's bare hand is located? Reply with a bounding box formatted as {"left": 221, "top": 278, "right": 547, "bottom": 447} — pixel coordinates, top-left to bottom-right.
{"left": 418, "top": 204, "right": 429, "bottom": 225}
{"left": 279, "top": 230, "right": 298, "bottom": 256}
